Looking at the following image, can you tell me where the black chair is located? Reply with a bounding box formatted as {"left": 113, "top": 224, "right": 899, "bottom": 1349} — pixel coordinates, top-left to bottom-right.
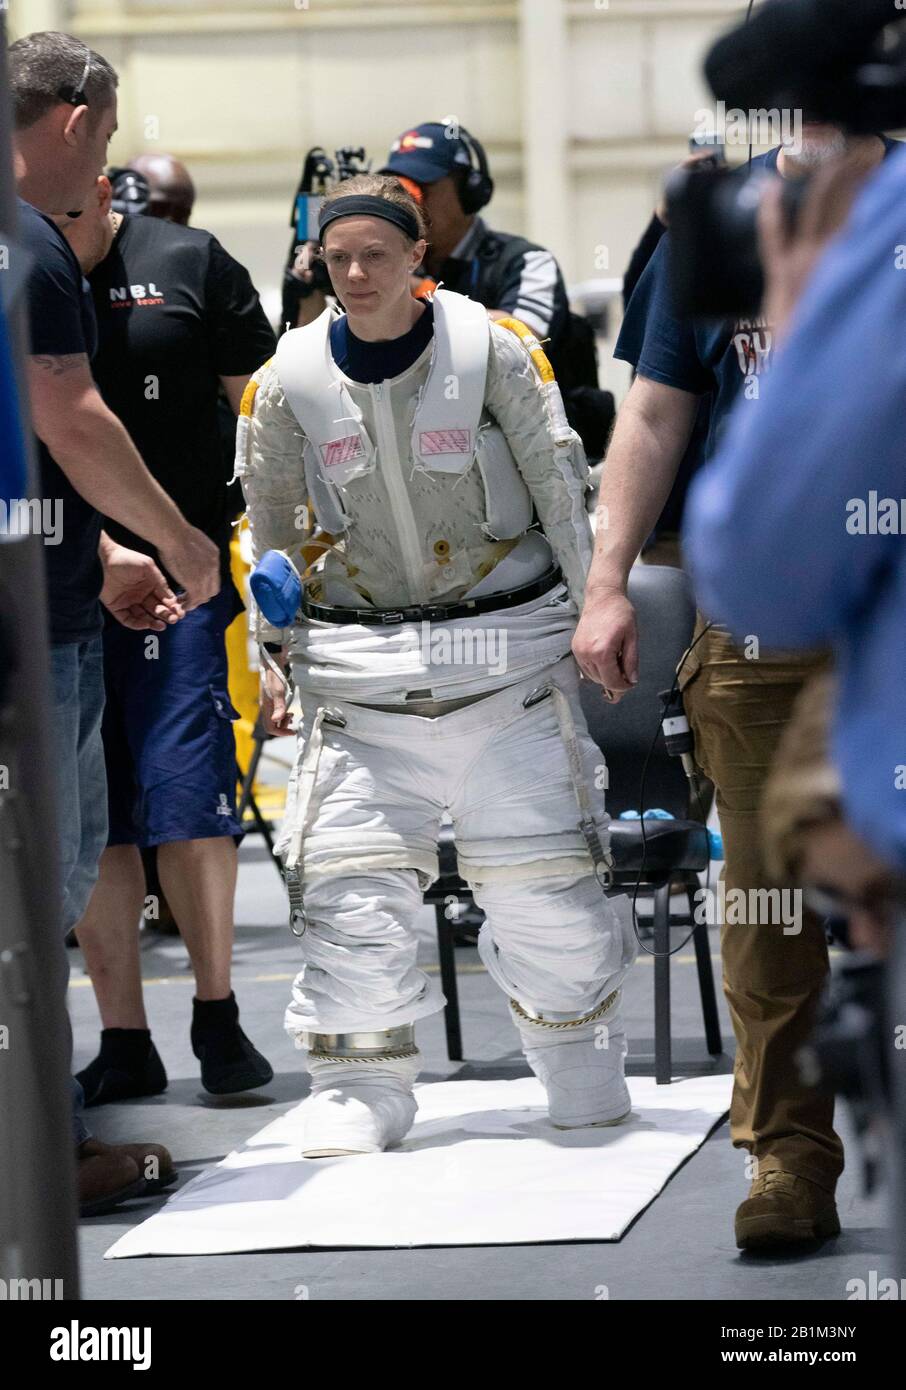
{"left": 428, "top": 564, "right": 723, "bottom": 1082}
{"left": 236, "top": 714, "right": 285, "bottom": 880}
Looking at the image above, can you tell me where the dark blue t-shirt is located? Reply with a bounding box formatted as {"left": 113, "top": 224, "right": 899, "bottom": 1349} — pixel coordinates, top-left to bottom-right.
{"left": 19, "top": 198, "right": 102, "bottom": 644}
{"left": 615, "top": 150, "right": 780, "bottom": 469}
{"left": 330, "top": 299, "right": 434, "bottom": 383}
{"left": 616, "top": 139, "right": 900, "bottom": 468}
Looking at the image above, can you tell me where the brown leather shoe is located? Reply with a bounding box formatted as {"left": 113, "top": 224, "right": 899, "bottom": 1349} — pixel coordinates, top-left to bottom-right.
{"left": 735, "top": 1171, "right": 841, "bottom": 1250}
{"left": 113, "top": 1141, "right": 177, "bottom": 1195}
{"left": 77, "top": 1139, "right": 146, "bottom": 1218}
{"left": 77, "top": 1139, "right": 177, "bottom": 1218}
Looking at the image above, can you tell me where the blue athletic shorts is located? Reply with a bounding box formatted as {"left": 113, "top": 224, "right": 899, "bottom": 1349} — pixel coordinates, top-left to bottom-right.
{"left": 102, "top": 585, "right": 245, "bottom": 848}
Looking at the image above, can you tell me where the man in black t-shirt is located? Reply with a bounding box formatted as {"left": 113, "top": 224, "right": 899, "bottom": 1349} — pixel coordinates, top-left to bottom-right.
{"left": 12, "top": 28, "right": 220, "bottom": 1217}
{"left": 61, "top": 175, "right": 276, "bottom": 1106}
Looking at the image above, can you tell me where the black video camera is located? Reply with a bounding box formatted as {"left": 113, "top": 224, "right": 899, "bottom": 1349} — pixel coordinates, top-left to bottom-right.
{"left": 287, "top": 145, "right": 372, "bottom": 296}
{"left": 667, "top": 0, "right": 906, "bottom": 317}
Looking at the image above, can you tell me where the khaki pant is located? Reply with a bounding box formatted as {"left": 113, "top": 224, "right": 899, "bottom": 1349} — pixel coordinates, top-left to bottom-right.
{"left": 640, "top": 532, "right": 684, "bottom": 572}
{"left": 680, "top": 619, "right": 843, "bottom": 1192}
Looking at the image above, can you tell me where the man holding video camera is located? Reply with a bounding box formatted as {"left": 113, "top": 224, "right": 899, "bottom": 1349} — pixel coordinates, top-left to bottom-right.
{"left": 685, "top": 107, "right": 906, "bottom": 1280}
{"left": 573, "top": 120, "right": 894, "bottom": 1250}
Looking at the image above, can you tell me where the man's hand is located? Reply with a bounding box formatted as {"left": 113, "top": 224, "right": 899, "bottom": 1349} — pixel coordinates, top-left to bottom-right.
{"left": 261, "top": 662, "right": 294, "bottom": 737}
{"left": 290, "top": 239, "right": 319, "bottom": 285}
{"left": 289, "top": 240, "right": 329, "bottom": 326}
{"left": 656, "top": 148, "right": 723, "bottom": 227}
{"left": 759, "top": 153, "right": 871, "bottom": 343}
{"left": 572, "top": 587, "right": 639, "bottom": 703}
{"left": 100, "top": 542, "right": 185, "bottom": 631}
{"left": 157, "top": 525, "right": 221, "bottom": 612}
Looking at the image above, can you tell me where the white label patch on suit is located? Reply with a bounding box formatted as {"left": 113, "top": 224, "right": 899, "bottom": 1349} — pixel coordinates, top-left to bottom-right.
{"left": 419, "top": 429, "right": 471, "bottom": 457}
{"left": 321, "top": 436, "right": 366, "bottom": 469}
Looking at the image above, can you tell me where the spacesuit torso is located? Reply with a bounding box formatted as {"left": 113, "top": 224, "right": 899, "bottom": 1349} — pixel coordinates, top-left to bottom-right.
{"left": 237, "top": 288, "right": 594, "bottom": 704}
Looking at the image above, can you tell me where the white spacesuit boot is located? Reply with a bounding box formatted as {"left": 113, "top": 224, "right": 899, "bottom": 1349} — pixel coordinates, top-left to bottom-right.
{"left": 297, "top": 1027, "right": 420, "bottom": 1158}
{"left": 510, "top": 989, "right": 631, "bottom": 1129}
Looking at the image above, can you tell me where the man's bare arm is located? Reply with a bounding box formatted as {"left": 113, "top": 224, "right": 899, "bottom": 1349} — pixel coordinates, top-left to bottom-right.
{"left": 588, "top": 374, "right": 699, "bottom": 595}
{"left": 30, "top": 352, "right": 84, "bottom": 377}
{"left": 572, "top": 374, "right": 699, "bottom": 698}
{"left": 27, "top": 353, "right": 220, "bottom": 609}
{"left": 220, "top": 373, "right": 252, "bottom": 415}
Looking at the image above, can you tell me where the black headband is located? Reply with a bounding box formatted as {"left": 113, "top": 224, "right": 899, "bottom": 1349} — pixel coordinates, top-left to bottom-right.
{"left": 319, "top": 195, "right": 420, "bottom": 243}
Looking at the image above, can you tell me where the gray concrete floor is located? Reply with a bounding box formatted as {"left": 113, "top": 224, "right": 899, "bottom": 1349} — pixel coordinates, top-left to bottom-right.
{"left": 70, "top": 840, "right": 896, "bottom": 1301}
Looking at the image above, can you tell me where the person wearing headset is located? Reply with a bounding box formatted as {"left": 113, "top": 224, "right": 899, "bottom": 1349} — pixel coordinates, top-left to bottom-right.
{"left": 285, "top": 122, "right": 570, "bottom": 343}
{"left": 382, "top": 122, "right": 568, "bottom": 341}
{"left": 381, "top": 122, "right": 614, "bottom": 462}
{"left": 237, "top": 174, "right": 637, "bottom": 1158}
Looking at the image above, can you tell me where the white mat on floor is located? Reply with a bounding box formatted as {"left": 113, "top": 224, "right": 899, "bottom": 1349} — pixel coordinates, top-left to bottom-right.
{"left": 105, "top": 1075, "right": 731, "bottom": 1256}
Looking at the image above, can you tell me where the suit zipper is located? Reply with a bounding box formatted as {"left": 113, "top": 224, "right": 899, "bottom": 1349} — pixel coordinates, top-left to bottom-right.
{"left": 372, "top": 381, "right": 427, "bottom": 602}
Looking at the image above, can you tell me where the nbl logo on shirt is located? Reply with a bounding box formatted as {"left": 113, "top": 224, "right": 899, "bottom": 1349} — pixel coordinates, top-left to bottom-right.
{"left": 110, "top": 283, "right": 165, "bottom": 308}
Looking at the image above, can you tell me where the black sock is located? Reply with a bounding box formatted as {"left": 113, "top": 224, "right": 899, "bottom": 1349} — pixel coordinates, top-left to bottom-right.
{"left": 190, "top": 992, "right": 272, "bottom": 1092}
{"left": 191, "top": 991, "right": 239, "bottom": 1034}
{"left": 76, "top": 1028, "right": 163, "bottom": 1106}
{"left": 96, "top": 1027, "right": 153, "bottom": 1066}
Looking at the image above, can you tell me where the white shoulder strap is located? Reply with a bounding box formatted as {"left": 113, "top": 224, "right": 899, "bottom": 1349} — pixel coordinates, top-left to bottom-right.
{"left": 411, "top": 288, "right": 490, "bottom": 473}
{"left": 274, "top": 308, "right": 375, "bottom": 469}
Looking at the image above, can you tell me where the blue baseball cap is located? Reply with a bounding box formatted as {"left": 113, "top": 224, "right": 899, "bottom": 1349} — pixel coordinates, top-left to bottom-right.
{"left": 381, "top": 122, "right": 474, "bottom": 186}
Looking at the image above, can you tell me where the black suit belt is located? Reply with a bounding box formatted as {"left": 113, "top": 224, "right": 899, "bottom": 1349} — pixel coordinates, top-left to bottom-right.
{"left": 301, "top": 566, "right": 564, "bottom": 626}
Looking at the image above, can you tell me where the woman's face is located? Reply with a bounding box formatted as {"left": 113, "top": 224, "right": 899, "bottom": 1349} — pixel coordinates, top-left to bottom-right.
{"left": 321, "top": 216, "right": 425, "bottom": 317}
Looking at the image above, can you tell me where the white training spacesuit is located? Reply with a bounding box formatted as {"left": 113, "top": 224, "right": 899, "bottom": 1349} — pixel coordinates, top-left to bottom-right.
{"left": 236, "top": 286, "right": 637, "bottom": 1157}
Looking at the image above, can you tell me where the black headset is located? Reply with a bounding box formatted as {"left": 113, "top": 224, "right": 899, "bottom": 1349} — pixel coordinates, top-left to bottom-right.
{"left": 59, "top": 44, "right": 92, "bottom": 108}
{"left": 454, "top": 125, "right": 495, "bottom": 215}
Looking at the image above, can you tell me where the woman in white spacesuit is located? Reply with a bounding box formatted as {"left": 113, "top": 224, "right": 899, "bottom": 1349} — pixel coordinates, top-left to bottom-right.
{"left": 236, "top": 174, "right": 637, "bottom": 1157}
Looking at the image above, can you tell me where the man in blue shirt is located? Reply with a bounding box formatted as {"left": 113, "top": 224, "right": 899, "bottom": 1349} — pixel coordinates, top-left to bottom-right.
{"left": 573, "top": 123, "right": 896, "bottom": 1250}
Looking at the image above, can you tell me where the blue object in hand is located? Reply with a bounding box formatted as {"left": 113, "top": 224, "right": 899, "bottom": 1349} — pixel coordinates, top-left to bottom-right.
{"left": 250, "top": 550, "right": 302, "bottom": 628}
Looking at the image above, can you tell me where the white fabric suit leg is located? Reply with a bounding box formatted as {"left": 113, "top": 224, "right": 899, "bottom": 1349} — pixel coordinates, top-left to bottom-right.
{"left": 277, "top": 701, "right": 447, "bottom": 1158}
{"left": 449, "top": 656, "right": 638, "bottom": 1128}
{"left": 283, "top": 869, "right": 441, "bottom": 1158}
{"left": 283, "top": 870, "right": 444, "bottom": 1036}
{"left": 300, "top": 1052, "right": 420, "bottom": 1158}
{"left": 474, "top": 877, "right": 635, "bottom": 1126}
{"left": 276, "top": 658, "right": 638, "bottom": 1150}
{"left": 509, "top": 992, "right": 631, "bottom": 1128}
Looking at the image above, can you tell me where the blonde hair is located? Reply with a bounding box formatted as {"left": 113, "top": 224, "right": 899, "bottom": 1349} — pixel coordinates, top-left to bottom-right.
{"left": 319, "top": 173, "right": 428, "bottom": 245}
{"left": 760, "top": 669, "right": 841, "bottom": 883}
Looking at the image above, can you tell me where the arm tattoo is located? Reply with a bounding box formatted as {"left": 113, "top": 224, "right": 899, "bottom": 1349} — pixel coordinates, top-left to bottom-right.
{"left": 31, "top": 353, "right": 87, "bottom": 376}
